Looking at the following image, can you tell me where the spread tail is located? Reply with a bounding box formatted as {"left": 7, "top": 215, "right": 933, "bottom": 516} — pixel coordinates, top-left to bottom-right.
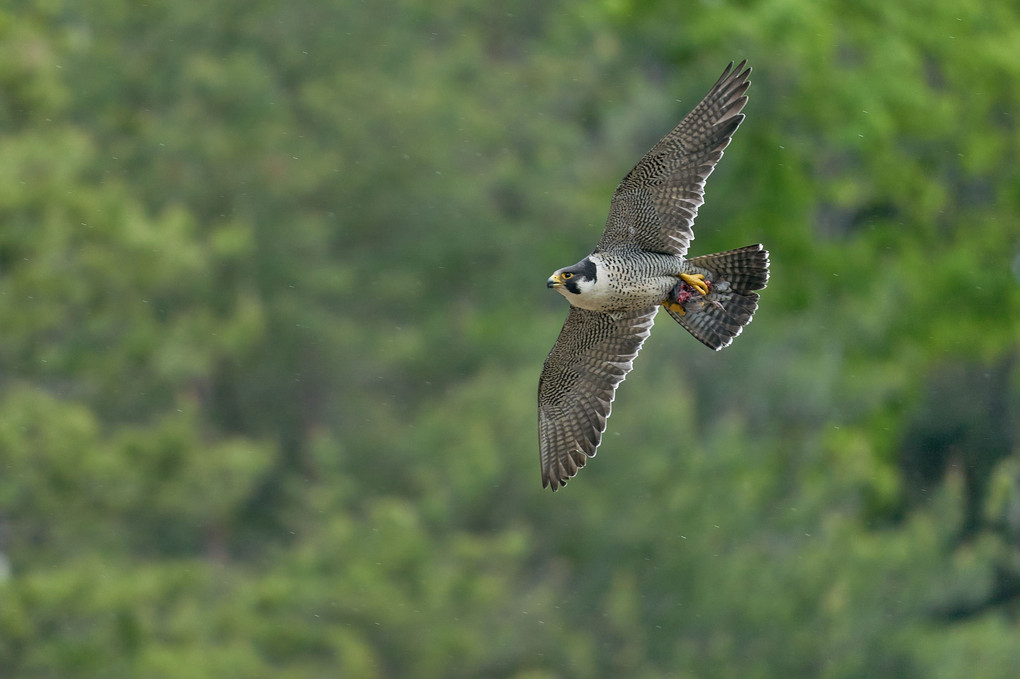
{"left": 664, "top": 244, "right": 769, "bottom": 350}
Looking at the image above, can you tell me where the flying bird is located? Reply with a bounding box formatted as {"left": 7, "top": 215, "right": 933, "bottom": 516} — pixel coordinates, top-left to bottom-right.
{"left": 538, "top": 60, "right": 769, "bottom": 491}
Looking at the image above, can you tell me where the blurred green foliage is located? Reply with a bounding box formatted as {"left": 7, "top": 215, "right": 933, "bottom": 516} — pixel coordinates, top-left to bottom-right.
{"left": 1, "top": 0, "right": 1018, "bottom": 676}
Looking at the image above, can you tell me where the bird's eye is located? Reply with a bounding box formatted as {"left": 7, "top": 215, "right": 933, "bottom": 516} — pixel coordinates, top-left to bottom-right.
{"left": 561, "top": 272, "right": 573, "bottom": 279}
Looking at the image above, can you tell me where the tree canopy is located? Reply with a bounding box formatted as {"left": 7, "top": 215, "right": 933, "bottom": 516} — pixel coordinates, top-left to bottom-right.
{"left": 1, "top": 0, "right": 1018, "bottom": 677}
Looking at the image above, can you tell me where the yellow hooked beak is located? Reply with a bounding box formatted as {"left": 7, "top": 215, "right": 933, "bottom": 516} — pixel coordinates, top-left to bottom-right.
{"left": 547, "top": 273, "right": 564, "bottom": 289}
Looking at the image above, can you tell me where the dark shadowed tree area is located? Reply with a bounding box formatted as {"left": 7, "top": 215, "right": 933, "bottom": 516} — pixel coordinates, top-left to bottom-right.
{"left": 1, "top": 0, "right": 1018, "bottom": 676}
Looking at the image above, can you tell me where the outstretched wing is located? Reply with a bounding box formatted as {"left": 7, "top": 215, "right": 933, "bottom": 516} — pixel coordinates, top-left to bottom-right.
{"left": 596, "top": 60, "right": 750, "bottom": 257}
{"left": 538, "top": 305, "right": 658, "bottom": 490}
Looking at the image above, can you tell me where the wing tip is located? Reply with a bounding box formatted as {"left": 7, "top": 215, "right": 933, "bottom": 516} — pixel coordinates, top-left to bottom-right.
{"left": 542, "top": 455, "right": 586, "bottom": 492}
{"left": 542, "top": 474, "right": 567, "bottom": 492}
{"left": 715, "top": 59, "right": 752, "bottom": 89}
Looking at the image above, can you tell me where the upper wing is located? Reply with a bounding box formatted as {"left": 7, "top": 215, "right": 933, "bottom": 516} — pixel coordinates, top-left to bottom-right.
{"left": 596, "top": 61, "right": 751, "bottom": 257}
{"left": 538, "top": 305, "right": 658, "bottom": 490}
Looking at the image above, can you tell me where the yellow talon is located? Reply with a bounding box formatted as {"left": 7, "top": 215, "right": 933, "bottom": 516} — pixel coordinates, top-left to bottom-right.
{"left": 662, "top": 300, "right": 686, "bottom": 315}
{"left": 680, "top": 273, "right": 709, "bottom": 296}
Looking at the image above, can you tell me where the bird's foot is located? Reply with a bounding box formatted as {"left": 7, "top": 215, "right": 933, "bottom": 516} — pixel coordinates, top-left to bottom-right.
{"left": 662, "top": 300, "right": 686, "bottom": 315}
{"left": 664, "top": 274, "right": 712, "bottom": 316}
{"left": 679, "top": 273, "right": 710, "bottom": 296}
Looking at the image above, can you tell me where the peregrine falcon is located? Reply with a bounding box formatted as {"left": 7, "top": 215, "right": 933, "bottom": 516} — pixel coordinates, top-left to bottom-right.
{"left": 538, "top": 60, "right": 769, "bottom": 491}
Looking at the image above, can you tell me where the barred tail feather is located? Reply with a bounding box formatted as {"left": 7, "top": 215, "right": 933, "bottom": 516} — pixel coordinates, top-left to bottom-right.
{"left": 688, "top": 243, "right": 770, "bottom": 292}
{"left": 666, "top": 244, "right": 769, "bottom": 350}
{"left": 667, "top": 290, "right": 759, "bottom": 350}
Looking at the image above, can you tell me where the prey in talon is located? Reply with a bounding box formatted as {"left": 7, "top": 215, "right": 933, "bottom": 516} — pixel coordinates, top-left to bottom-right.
{"left": 664, "top": 273, "right": 713, "bottom": 316}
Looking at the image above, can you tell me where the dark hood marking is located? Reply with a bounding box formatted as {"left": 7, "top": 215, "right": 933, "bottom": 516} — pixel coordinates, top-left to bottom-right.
{"left": 563, "top": 257, "right": 597, "bottom": 295}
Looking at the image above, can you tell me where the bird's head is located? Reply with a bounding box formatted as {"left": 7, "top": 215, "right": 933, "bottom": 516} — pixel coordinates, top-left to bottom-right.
{"left": 547, "top": 257, "right": 598, "bottom": 298}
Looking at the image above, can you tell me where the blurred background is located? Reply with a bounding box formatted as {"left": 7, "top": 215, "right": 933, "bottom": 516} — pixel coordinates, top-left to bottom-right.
{"left": 1, "top": 0, "right": 1019, "bottom": 677}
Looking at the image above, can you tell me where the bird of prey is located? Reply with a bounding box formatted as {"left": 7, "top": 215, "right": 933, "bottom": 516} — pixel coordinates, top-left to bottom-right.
{"left": 538, "top": 60, "right": 769, "bottom": 491}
